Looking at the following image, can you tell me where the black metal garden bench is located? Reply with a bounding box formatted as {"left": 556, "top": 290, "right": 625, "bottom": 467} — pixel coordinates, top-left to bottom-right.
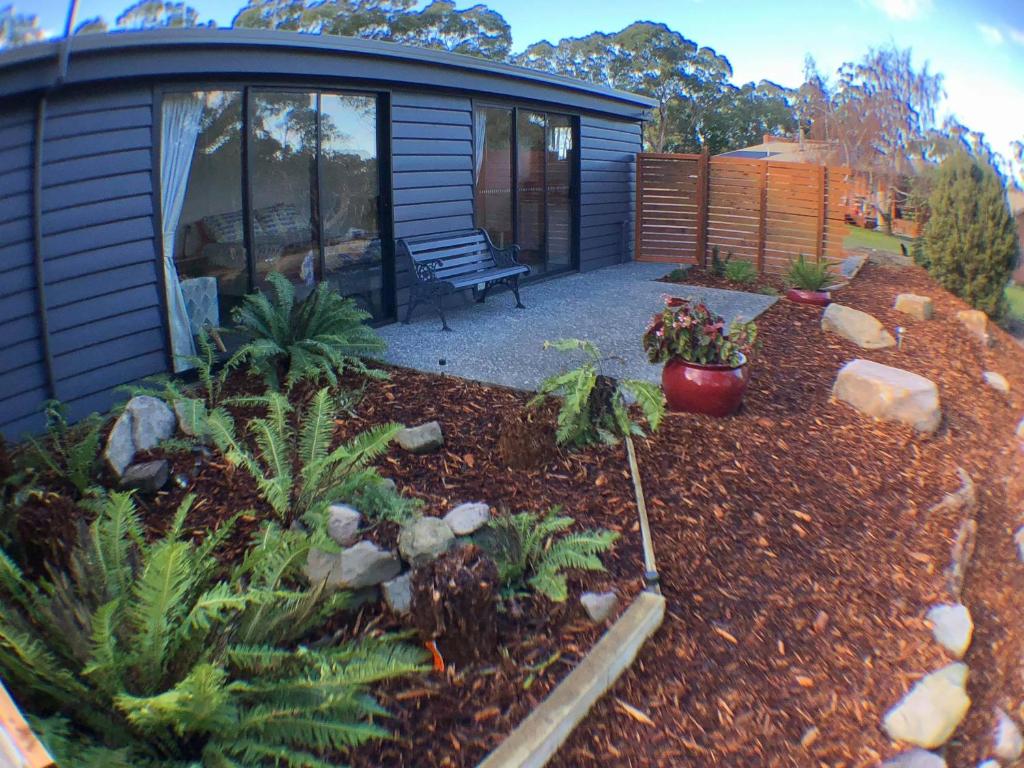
{"left": 398, "top": 229, "right": 529, "bottom": 331}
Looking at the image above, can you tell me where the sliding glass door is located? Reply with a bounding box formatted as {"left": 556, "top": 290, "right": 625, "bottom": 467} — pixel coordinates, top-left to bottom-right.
{"left": 474, "top": 105, "right": 577, "bottom": 277}
{"left": 164, "top": 87, "right": 387, "bottom": 361}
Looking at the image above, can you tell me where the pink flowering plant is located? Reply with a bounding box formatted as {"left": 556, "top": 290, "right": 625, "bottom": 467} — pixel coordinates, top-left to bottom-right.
{"left": 642, "top": 298, "right": 758, "bottom": 367}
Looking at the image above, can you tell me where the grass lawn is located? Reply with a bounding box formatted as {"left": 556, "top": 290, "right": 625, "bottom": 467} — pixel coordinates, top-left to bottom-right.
{"left": 843, "top": 225, "right": 909, "bottom": 254}
{"left": 1007, "top": 283, "right": 1024, "bottom": 322}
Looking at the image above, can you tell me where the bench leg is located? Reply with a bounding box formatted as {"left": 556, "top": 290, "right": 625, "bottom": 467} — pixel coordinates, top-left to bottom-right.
{"left": 474, "top": 284, "right": 491, "bottom": 304}
{"left": 403, "top": 294, "right": 419, "bottom": 324}
{"left": 435, "top": 293, "right": 452, "bottom": 332}
{"left": 510, "top": 276, "right": 525, "bottom": 309}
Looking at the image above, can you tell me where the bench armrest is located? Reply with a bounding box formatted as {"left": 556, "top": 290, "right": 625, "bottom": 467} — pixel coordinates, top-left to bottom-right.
{"left": 493, "top": 243, "right": 522, "bottom": 268}
{"left": 411, "top": 258, "right": 444, "bottom": 283}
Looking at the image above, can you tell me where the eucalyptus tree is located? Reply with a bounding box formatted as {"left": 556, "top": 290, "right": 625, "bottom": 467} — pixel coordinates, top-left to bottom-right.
{"left": 0, "top": 4, "right": 43, "bottom": 48}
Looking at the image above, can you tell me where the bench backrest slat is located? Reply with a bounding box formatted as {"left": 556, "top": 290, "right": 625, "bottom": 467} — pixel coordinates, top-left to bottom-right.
{"left": 399, "top": 230, "right": 504, "bottom": 279}
{"left": 404, "top": 231, "right": 489, "bottom": 255}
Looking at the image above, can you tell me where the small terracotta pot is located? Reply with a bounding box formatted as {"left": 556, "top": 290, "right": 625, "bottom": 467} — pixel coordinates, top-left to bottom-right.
{"left": 662, "top": 354, "right": 749, "bottom": 417}
{"left": 786, "top": 288, "right": 832, "bottom": 306}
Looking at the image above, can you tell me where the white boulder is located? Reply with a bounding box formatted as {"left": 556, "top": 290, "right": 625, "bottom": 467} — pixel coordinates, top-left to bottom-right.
{"left": 881, "top": 749, "right": 947, "bottom": 768}
{"left": 580, "top": 591, "right": 619, "bottom": 623}
{"left": 398, "top": 517, "right": 455, "bottom": 567}
{"left": 382, "top": 572, "right": 413, "bottom": 614}
{"left": 883, "top": 662, "right": 970, "bottom": 749}
{"left": 957, "top": 309, "right": 989, "bottom": 343}
{"left": 326, "top": 504, "right": 362, "bottom": 546}
{"left": 396, "top": 422, "right": 444, "bottom": 454}
{"left": 822, "top": 304, "right": 896, "bottom": 349}
{"left": 993, "top": 707, "right": 1023, "bottom": 762}
{"left": 894, "top": 294, "right": 934, "bottom": 321}
{"left": 833, "top": 359, "right": 941, "bottom": 434}
{"left": 443, "top": 502, "right": 491, "bottom": 535}
{"left": 926, "top": 603, "right": 973, "bottom": 658}
{"left": 304, "top": 541, "right": 401, "bottom": 591}
{"left": 983, "top": 372, "right": 1010, "bottom": 394}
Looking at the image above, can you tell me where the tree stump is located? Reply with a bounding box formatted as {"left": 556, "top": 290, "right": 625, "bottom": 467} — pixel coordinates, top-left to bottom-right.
{"left": 410, "top": 545, "right": 499, "bottom": 669}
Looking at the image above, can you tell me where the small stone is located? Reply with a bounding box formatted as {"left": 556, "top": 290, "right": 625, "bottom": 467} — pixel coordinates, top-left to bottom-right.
{"left": 119, "top": 460, "right": 170, "bottom": 494}
{"left": 443, "top": 503, "right": 491, "bottom": 535}
{"left": 957, "top": 309, "right": 989, "bottom": 342}
{"left": 881, "top": 749, "right": 947, "bottom": 768}
{"left": 580, "top": 591, "right": 619, "bottom": 623}
{"left": 800, "top": 726, "right": 819, "bottom": 749}
{"left": 993, "top": 707, "right": 1023, "bottom": 761}
{"left": 125, "top": 395, "right": 176, "bottom": 452}
{"left": 1017, "top": 416, "right": 1024, "bottom": 440}
{"left": 399, "top": 517, "right": 455, "bottom": 567}
{"left": 977, "top": 761, "right": 1000, "bottom": 768}
{"left": 833, "top": 359, "right": 941, "bottom": 434}
{"left": 813, "top": 610, "right": 830, "bottom": 633}
{"left": 894, "top": 294, "right": 934, "bottom": 321}
{"left": 304, "top": 541, "right": 401, "bottom": 591}
{"left": 883, "top": 662, "right": 970, "bottom": 749}
{"left": 926, "top": 603, "right": 973, "bottom": 658}
{"left": 382, "top": 572, "right": 412, "bottom": 614}
{"left": 1015, "top": 527, "right": 1024, "bottom": 563}
{"left": 983, "top": 372, "right": 1010, "bottom": 394}
{"left": 396, "top": 421, "right": 444, "bottom": 454}
{"left": 104, "top": 410, "right": 135, "bottom": 477}
{"left": 326, "top": 504, "right": 361, "bottom": 546}
{"left": 821, "top": 303, "right": 896, "bottom": 349}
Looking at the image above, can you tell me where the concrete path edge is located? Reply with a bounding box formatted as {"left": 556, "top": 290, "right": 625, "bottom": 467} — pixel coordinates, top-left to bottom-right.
{"left": 476, "top": 590, "right": 667, "bottom": 768}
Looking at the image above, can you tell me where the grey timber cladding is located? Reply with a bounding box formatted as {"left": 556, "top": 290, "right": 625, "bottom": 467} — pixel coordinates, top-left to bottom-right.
{"left": 0, "top": 105, "right": 44, "bottom": 438}
{"left": 578, "top": 115, "right": 642, "bottom": 271}
{"left": 0, "top": 86, "right": 166, "bottom": 439}
{"left": 390, "top": 90, "right": 475, "bottom": 310}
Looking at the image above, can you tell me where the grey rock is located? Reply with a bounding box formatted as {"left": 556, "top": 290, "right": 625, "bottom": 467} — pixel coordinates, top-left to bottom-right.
{"left": 822, "top": 303, "right": 896, "bottom": 349}
{"left": 382, "top": 572, "right": 412, "bottom": 614}
{"left": 580, "top": 591, "right": 619, "bottom": 623}
{"left": 326, "top": 504, "right": 362, "bottom": 547}
{"left": 883, "top": 662, "right": 970, "bottom": 749}
{"left": 926, "top": 603, "right": 973, "bottom": 659}
{"left": 977, "top": 761, "right": 1000, "bottom": 768}
{"left": 983, "top": 372, "right": 1010, "bottom": 394}
{"left": 120, "top": 460, "right": 170, "bottom": 494}
{"left": 957, "top": 309, "right": 989, "bottom": 343}
{"left": 173, "top": 399, "right": 207, "bottom": 437}
{"left": 881, "top": 749, "right": 947, "bottom": 768}
{"left": 396, "top": 421, "right": 444, "bottom": 454}
{"left": 304, "top": 541, "right": 401, "bottom": 591}
{"left": 1015, "top": 526, "right": 1024, "bottom": 563}
{"left": 894, "top": 294, "right": 934, "bottom": 321}
{"left": 833, "top": 359, "right": 941, "bottom": 434}
{"left": 443, "top": 502, "right": 490, "bottom": 535}
{"left": 993, "top": 707, "right": 1023, "bottom": 762}
{"left": 104, "top": 410, "right": 136, "bottom": 477}
{"left": 126, "top": 396, "right": 176, "bottom": 452}
{"left": 399, "top": 517, "right": 455, "bottom": 567}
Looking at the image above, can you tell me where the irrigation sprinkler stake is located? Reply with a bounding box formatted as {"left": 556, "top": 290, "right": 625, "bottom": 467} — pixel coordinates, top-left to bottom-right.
{"left": 624, "top": 434, "right": 661, "bottom": 595}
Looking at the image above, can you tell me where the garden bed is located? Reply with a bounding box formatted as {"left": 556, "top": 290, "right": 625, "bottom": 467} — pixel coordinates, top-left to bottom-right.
{"left": 661, "top": 263, "right": 787, "bottom": 295}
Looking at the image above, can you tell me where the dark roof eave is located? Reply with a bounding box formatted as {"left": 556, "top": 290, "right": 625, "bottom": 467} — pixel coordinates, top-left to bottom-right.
{"left": 0, "top": 28, "right": 658, "bottom": 111}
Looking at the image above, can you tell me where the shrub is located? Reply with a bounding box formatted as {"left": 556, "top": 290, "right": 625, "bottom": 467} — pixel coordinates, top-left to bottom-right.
{"left": 642, "top": 299, "right": 758, "bottom": 367}
{"left": 786, "top": 254, "right": 833, "bottom": 291}
{"left": 233, "top": 272, "right": 387, "bottom": 389}
{"left": 474, "top": 507, "right": 618, "bottom": 601}
{"left": 207, "top": 387, "right": 401, "bottom": 525}
{"left": 21, "top": 401, "right": 102, "bottom": 498}
{"left": 665, "top": 268, "right": 689, "bottom": 282}
{"left": 724, "top": 260, "right": 758, "bottom": 285}
{"left": 531, "top": 339, "right": 665, "bottom": 448}
{"left": 923, "top": 151, "right": 1019, "bottom": 318}
{"left": 0, "top": 492, "right": 426, "bottom": 767}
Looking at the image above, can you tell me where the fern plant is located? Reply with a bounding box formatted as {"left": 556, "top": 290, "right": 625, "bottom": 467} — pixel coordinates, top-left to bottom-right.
{"left": 0, "top": 492, "right": 426, "bottom": 767}
{"left": 724, "top": 259, "right": 757, "bottom": 285}
{"left": 21, "top": 401, "right": 103, "bottom": 498}
{"left": 474, "top": 507, "right": 618, "bottom": 601}
{"left": 787, "top": 254, "right": 833, "bottom": 291}
{"left": 531, "top": 339, "right": 665, "bottom": 448}
{"left": 207, "top": 387, "right": 402, "bottom": 525}
{"left": 233, "top": 272, "right": 387, "bottom": 390}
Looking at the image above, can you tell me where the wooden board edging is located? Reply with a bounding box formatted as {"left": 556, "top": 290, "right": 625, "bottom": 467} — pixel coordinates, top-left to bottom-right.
{"left": 476, "top": 591, "right": 666, "bottom": 768}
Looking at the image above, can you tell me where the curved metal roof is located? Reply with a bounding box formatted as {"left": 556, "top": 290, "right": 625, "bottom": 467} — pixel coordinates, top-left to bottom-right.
{"left": 0, "top": 28, "right": 656, "bottom": 116}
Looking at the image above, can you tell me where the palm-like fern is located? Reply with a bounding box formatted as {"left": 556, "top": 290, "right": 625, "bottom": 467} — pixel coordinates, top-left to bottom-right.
{"left": 0, "top": 492, "right": 426, "bottom": 768}
{"left": 531, "top": 339, "right": 665, "bottom": 448}
{"left": 475, "top": 507, "right": 619, "bottom": 601}
{"left": 21, "top": 400, "right": 103, "bottom": 497}
{"left": 233, "top": 272, "right": 387, "bottom": 390}
{"left": 207, "top": 387, "right": 402, "bottom": 524}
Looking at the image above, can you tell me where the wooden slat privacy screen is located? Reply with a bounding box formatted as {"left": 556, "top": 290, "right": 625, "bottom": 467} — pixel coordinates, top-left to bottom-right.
{"left": 636, "top": 152, "right": 851, "bottom": 274}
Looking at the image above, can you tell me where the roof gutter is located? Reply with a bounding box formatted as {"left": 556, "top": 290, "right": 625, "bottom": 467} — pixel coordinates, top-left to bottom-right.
{"left": 31, "top": 0, "right": 79, "bottom": 402}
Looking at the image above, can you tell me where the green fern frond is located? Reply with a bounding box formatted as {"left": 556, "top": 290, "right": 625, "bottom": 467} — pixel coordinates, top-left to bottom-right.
{"left": 115, "top": 662, "right": 234, "bottom": 736}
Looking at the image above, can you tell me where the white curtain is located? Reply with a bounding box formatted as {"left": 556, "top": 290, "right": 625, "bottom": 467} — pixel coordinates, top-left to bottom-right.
{"left": 161, "top": 93, "right": 204, "bottom": 372}
{"left": 474, "top": 109, "right": 488, "bottom": 182}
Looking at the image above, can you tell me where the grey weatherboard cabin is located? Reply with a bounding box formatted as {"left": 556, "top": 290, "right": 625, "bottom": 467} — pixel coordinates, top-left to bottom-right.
{"left": 0, "top": 29, "right": 654, "bottom": 439}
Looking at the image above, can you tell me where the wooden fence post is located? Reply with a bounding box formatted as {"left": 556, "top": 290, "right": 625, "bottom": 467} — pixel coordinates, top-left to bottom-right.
{"left": 695, "top": 149, "right": 709, "bottom": 266}
{"left": 634, "top": 154, "right": 644, "bottom": 263}
{"left": 816, "top": 164, "right": 826, "bottom": 263}
{"left": 756, "top": 164, "right": 767, "bottom": 274}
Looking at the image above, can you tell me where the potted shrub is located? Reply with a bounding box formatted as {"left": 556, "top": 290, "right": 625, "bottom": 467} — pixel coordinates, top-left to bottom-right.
{"left": 642, "top": 299, "right": 758, "bottom": 416}
{"left": 786, "top": 254, "right": 834, "bottom": 306}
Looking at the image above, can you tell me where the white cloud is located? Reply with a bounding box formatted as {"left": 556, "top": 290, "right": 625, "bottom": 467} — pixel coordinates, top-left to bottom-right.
{"left": 1009, "top": 27, "right": 1024, "bottom": 46}
{"left": 869, "top": 0, "right": 933, "bottom": 21}
{"left": 978, "top": 22, "right": 1005, "bottom": 45}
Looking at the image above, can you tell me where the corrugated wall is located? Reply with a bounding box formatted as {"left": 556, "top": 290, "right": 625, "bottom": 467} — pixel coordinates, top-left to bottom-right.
{"left": 579, "top": 116, "right": 641, "bottom": 270}
{"left": 0, "top": 87, "right": 166, "bottom": 440}
{"left": 0, "top": 105, "right": 47, "bottom": 439}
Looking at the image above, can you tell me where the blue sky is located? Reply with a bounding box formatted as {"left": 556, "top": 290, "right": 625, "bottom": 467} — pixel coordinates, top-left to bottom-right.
{"left": 25, "top": 0, "right": 1024, "bottom": 159}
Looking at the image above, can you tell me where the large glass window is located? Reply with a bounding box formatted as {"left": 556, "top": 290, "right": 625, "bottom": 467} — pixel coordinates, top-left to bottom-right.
{"left": 164, "top": 87, "right": 385, "bottom": 360}
{"left": 474, "top": 106, "right": 576, "bottom": 277}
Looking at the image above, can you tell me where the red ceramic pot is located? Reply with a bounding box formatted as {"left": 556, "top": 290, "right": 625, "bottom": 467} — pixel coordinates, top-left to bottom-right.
{"left": 662, "top": 354, "right": 749, "bottom": 417}
{"left": 786, "top": 288, "right": 831, "bottom": 306}
{"left": 665, "top": 296, "right": 687, "bottom": 308}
